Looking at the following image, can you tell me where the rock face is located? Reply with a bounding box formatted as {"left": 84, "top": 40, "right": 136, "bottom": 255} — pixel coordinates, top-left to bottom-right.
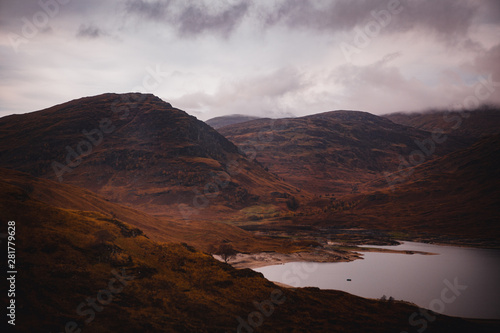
{"left": 0, "top": 93, "right": 301, "bottom": 216}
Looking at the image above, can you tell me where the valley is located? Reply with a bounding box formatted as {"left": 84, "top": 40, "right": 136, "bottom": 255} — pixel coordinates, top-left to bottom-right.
{"left": 1, "top": 93, "right": 499, "bottom": 332}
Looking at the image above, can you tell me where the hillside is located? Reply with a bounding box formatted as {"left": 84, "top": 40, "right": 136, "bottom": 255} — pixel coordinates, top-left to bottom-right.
{"left": 306, "top": 133, "right": 500, "bottom": 244}
{"left": 206, "top": 114, "right": 262, "bottom": 129}
{"left": 0, "top": 93, "right": 303, "bottom": 218}
{"left": 384, "top": 106, "right": 500, "bottom": 139}
{"left": 0, "top": 168, "right": 289, "bottom": 253}
{"left": 0, "top": 169, "right": 492, "bottom": 332}
{"left": 218, "top": 110, "right": 471, "bottom": 195}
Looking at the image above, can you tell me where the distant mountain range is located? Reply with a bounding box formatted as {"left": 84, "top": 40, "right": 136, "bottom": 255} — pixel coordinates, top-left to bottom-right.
{"left": 206, "top": 114, "right": 262, "bottom": 129}
{"left": 216, "top": 110, "right": 473, "bottom": 195}
{"left": 1, "top": 95, "right": 498, "bottom": 239}
{"left": 384, "top": 106, "right": 500, "bottom": 140}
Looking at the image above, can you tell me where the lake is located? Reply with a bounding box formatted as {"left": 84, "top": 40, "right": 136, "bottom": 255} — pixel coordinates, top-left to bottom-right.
{"left": 254, "top": 241, "right": 500, "bottom": 319}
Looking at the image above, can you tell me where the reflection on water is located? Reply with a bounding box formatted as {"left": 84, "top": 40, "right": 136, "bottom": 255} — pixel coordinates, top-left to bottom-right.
{"left": 254, "top": 242, "right": 500, "bottom": 319}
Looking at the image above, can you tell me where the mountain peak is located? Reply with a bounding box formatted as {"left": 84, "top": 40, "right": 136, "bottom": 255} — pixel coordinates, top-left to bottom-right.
{"left": 0, "top": 94, "right": 302, "bottom": 217}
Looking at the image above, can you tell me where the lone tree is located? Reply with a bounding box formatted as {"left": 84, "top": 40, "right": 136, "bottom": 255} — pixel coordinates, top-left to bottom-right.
{"left": 286, "top": 196, "right": 300, "bottom": 211}
{"left": 215, "top": 244, "right": 237, "bottom": 263}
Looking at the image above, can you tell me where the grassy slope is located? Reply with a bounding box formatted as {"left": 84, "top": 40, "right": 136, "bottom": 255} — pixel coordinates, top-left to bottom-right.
{"left": 206, "top": 114, "right": 262, "bottom": 129}
{"left": 0, "top": 168, "right": 292, "bottom": 253}
{"left": 314, "top": 134, "right": 500, "bottom": 242}
{"left": 1, "top": 172, "right": 493, "bottom": 333}
{"left": 0, "top": 93, "right": 304, "bottom": 218}
{"left": 384, "top": 107, "right": 500, "bottom": 139}
{"left": 218, "top": 111, "right": 470, "bottom": 196}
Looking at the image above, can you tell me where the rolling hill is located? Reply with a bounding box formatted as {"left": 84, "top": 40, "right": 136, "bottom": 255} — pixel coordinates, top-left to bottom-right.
{"left": 290, "top": 133, "right": 500, "bottom": 245}
{"left": 0, "top": 93, "right": 303, "bottom": 219}
{"left": 217, "top": 110, "right": 471, "bottom": 195}
{"left": 206, "top": 114, "right": 262, "bottom": 129}
{"left": 384, "top": 106, "right": 500, "bottom": 140}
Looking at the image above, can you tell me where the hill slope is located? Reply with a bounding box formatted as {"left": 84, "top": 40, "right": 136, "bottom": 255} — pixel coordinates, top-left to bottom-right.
{"left": 206, "top": 114, "right": 262, "bottom": 129}
{"left": 0, "top": 93, "right": 302, "bottom": 218}
{"left": 218, "top": 111, "right": 470, "bottom": 195}
{"left": 0, "top": 169, "right": 491, "bottom": 332}
{"left": 384, "top": 106, "right": 500, "bottom": 140}
{"left": 0, "top": 168, "right": 287, "bottom": 253}
{"left": 315, "top": 133, "right": 500, "bottom": 243}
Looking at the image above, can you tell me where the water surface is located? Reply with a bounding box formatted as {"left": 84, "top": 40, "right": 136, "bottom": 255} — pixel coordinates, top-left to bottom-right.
{"left": 254, "top": 242, "right": 500, "bottom": 319}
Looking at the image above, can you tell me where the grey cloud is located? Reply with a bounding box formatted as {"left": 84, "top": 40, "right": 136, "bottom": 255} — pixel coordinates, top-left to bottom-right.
{"left": 263, "top": 0, "right": 385, "bottom": 31}
{"left": 124, "top": 0, "right": 250, "bottom": 37}
{"left": 170, "top": 67, "right": 308, "bottom": 118}
{"left": 121, "top": 0, "right": 481, "bottom": 40}
{"left": 76, "top": 24, "right": 104, "bottom": 39}
{"left": 0, "top": 0, "right": 485, "bottom": 40}
{"left": 473, "top": 43, "right": 500, "bottom": 82}
{"left": 262, "top": 0, "right": 479, "bottom": 38}
{"left": 177, "top": 2, "right": 249, "bottom": 37}
{"left": 476, "top": 0, "right": 500, "bottom": 24}
{"left": 125, "top": 0, "right": 171, "bottom": 21}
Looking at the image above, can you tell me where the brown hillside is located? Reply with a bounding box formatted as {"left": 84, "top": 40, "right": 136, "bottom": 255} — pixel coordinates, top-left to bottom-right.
{"left": 316, "top": 134, "right": 500, "bottom": 243}
{"left": 0, "top": 93, "right": 304, "bottom": 218}
{"left": 384, "top": 106, "right": 500, "bottom": 139}
{"left": 0, "top": 170, "right": 492, "bottom": 332}
{"left": 0, "top": 168, "right": 290, "bottom": 253}
{"left": 206, "top": 114, "right": 262, "bottom": 129}
{"left": 218, "top": 110, "right": 471, "bottom": 195}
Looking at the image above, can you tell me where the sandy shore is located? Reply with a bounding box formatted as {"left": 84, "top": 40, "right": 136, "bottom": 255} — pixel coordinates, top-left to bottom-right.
{"left": 214, "top": 246, "right": 435, "bottom": 269}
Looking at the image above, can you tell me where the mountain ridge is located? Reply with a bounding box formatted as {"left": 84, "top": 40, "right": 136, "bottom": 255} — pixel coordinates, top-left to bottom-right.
{"left": 217, "top": 109, "right": 471, "bottom": 195}
{"left": 0, "top": 93, "right": 304, "bottom": 218}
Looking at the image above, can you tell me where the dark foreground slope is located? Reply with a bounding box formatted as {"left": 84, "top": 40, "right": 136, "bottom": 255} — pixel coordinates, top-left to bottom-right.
{"left": 1, "top": 170, "right": 494, "bottom": 333}
{"left": 218, "top": 111, "right": 470, "bottom": 195}
{"left": 0, "top": 93, "right": 302, "bottom": 218}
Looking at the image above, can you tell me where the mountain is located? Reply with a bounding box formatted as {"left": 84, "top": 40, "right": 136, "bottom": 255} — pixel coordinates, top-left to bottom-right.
{"left": 0, "top": 93, "right": 303, "bottom": 218}
{"left": 217, "top": 110, "right": 471, "bottom": 195}
{"left": 384, "top": 106, "right": 500, "bottom": 140}
{"left": 206, "top": 114, "right": 262, "bottom": 129}
{"left": 304, "top": 133, "right": 500, "bottom": 244}
{"left": 0, "top": 168, "right": 490, "bottom": 332}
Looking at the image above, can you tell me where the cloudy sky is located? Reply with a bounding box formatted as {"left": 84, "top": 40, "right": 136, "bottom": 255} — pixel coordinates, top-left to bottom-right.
{"left": 1, "top": 0, "right": 499, "bottom": 120}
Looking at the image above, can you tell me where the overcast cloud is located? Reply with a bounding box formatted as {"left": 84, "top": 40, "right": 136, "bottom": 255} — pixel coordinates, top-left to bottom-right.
{"left": 1, "top": 0, "right": 499, "bottom": 120}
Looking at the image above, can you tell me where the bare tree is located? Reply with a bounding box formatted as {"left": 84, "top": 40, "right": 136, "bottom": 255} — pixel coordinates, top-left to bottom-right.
{"left": 286, "top": 196, "right": 300, "bottom": 211}
{"left": 215, "top": 244, "right": 237, "bottom": 263}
